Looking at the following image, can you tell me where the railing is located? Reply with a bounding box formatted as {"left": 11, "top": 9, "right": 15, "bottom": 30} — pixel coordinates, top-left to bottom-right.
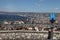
{"left": 0, "top": 30, "right": 60, "bottom": 40}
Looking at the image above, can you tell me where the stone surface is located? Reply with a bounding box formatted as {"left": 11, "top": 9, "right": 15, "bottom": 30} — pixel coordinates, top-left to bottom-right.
{"left": 0, "top": 31, "right": 59, "bottom": 40}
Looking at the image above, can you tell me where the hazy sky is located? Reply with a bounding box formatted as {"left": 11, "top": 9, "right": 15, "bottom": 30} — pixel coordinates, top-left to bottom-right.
{"left": 0, "top": 0, "right": 60, "bottom": 12}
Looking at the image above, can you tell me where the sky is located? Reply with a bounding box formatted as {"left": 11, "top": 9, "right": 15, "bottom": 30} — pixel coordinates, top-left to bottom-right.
{"left": 0, "top": 0, "right": 60, "bottom": 12}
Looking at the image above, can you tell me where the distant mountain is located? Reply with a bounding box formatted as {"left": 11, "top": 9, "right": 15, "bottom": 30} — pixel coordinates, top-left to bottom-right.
{"left": 0, "top": 14, "right": 27, "bottom": 21}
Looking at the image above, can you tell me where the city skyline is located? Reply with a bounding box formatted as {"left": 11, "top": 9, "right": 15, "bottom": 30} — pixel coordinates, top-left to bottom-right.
{"left": 0, "top": 0, "right": 60, "bottom": 13}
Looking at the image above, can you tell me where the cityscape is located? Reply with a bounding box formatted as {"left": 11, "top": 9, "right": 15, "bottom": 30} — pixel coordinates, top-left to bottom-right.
{"left": 0, "top": 12, "right": 60, "bottom": 31}
{"left": 0, "top": 0, "right": 60, "bottom": 40}
{"left": 0, "top": 12, "right": 60, "bottom": 40}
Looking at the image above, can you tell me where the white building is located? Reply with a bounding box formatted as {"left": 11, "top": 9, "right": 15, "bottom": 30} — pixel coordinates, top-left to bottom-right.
{"left": 14, "top": 21, "right": 24, "bottom": 24}
{"left": 3, "top": 21, "right": 11, "bottom": 25}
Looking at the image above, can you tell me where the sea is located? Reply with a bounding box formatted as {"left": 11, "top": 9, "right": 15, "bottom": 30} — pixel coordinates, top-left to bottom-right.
{"left": 0, "top": 14, "right": 27, "bottom": 24}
